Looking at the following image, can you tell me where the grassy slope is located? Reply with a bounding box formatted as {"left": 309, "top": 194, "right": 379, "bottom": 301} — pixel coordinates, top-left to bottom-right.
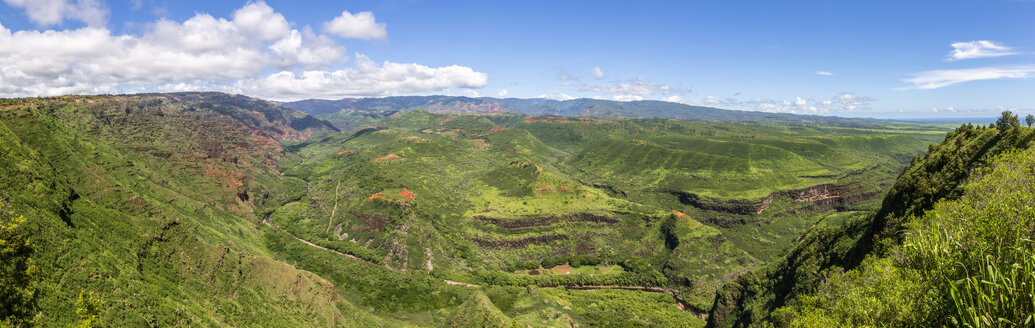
{"left": 0, "top": 95, "right": 386, "bottom": 326}
{"left": 706, "top": 124, "right": 1035, "bottom": 327}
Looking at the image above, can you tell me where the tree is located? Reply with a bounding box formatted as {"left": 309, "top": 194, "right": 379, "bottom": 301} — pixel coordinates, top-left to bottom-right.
{"left": 1026, "top": 114, "right": 1034, "bottom": 128}
{"left": 75, "top": 290, "right": 103, "bottom": 328}
{"left": 995, "top": 110, "right": 1020, "bottom": 131}
{"left": 0, "top": 200, "right": 38, "bottom": 326}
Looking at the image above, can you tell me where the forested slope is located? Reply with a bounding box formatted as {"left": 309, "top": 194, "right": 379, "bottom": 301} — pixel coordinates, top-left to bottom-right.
{"left": 707, "top": 116, "right": 1035, "bottom": 327}
{"left": 0, "top": 94, "right": 379, "bottom": 326}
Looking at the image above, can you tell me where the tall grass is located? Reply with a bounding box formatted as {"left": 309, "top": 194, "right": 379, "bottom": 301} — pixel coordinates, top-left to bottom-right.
{"left": 904, "top": 147, "right": 1035, "bottom": 326}
{"left": 949, "top": 253, "right": 1035, "bottom": 327}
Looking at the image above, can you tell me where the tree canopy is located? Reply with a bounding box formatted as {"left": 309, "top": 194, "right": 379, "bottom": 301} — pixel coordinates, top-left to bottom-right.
{"left": 996, "top": 110, "right": 1020, "bottom": 131}
{"left": 0, "top": 200, "right": 38, "bottom": 326}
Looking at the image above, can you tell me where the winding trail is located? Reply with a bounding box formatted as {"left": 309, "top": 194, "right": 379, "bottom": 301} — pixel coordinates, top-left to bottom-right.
{"left": 325, "top": 179, "right": 340, "bottom": 234}
{"left": 263, "top": 210, "right": 393, "bottom": 271}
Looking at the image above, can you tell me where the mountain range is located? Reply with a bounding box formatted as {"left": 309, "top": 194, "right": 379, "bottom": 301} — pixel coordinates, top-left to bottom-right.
{"left": 278, "top": 96, "right": 890, "bottom": 131}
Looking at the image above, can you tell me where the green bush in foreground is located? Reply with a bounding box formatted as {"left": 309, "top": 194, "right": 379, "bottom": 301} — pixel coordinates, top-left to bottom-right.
{"left": 0, "top": 200, "right": 38, "bottom": 327}
{"left": 73, "top": 290, "right": 103, "bottom": 328}
{"left": 771, "top": 146, "right": 1035, "bottom": 327}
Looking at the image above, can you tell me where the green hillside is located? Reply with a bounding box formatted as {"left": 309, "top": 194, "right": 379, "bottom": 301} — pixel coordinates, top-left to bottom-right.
{"left": 706, "top": 117, "right": 1035, "bottom": 327}
{"left": 0, "top": 93, "right": 951, "bottom": 327}
{"left": 270, "top": 109, "right": 942, "bottom": 312}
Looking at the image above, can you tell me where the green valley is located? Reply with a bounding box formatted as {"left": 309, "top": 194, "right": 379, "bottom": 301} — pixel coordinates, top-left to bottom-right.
{"left": 0, "top": 93, "right": 958, "bottom": 327}
{"left": 3, "top": 1, "right": 1033, "bottom": 326}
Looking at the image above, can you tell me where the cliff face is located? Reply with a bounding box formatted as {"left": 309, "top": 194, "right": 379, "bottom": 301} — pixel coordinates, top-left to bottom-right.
{"left": 671, "top": 182, "right": 876, "bottom": 218}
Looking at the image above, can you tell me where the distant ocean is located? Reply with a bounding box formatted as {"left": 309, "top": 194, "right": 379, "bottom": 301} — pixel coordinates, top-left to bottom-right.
{"left": 897, "top": 117, "right": 997, "bottom": 124}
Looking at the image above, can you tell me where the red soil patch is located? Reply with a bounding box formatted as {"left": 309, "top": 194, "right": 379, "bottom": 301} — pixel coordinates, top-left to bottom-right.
{"left": 673, "top": 211, "right": 688, "bottom": 218}
{"left": 399, "top": 188, "right": 415, "bottom": 200}
{"left": 337, "top": 149, "right": 356, "bottom": 155}
{"left": 490, "top": 127, "right": 505, "bottom": 132}
{"left": 599, "top": 266, "right": 611, "bottom": 271}
{"left": 368, "top": 192, "right": 387, "bottom": 201}
{"left": 376, "top": 154, "right": 402, "bottom": 161}
{"left": 368, "top": 190, "right": 411, "bottom": 206}
{"left": 550, "top": 264, "right": 574, "bottom": 274}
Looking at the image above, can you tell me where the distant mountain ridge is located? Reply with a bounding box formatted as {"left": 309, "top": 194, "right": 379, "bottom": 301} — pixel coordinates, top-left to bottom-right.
{"left": 278, "top": 96, "right": 888, "bottom": 129}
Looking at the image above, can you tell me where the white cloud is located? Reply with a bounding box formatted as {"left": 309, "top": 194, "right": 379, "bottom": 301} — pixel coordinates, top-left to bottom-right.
{"left": 233, "top": 54, "right": 488, "bottom": 101}
{"left": 902, "top": 65, "right": 1035, "bottom": 89}
{"left": 591, "top": 67, "right": 604, "bottom": 79}
{"left": 815, "top": 71, "right": 833, "bottom": 76}
{"left": 574, "top": 77, "right": 689, "bottom": 101}
{"left": 497, "top": 89, "right": 508, "bottom": 97}
{"left": 3, "top": 0, "right": 108, "bottom": 27}
{"left": 462, "top": 89, "right": 481, "bottom": 97}
{"left": 537, "top": 93, "right": 574, "bottom": 101}
{"left": 323, "top": 10, "right": 386, "bottom": 40}
{"left": 611, "top": 94, "right": 642, "bottom": 101}
{"left": 661, "top": 95, "right": 683, "bottom": 103}
{"left": 232, "top": 1, "right": 291, "bottom": 41}
{"left": 670, "top": 92, "right": 874, "bottom": 114}
{"left": 0, "top": 2, "right": 487, "bottom": 99}
{"left": 948, "top": 40, "right": 1017, "bottom": 61}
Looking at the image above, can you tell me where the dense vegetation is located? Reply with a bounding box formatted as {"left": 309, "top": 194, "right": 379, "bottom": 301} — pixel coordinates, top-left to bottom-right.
{"left": 707, "top": 114, "right": 1035, "bottom": 327}
{"left": 275, "top": 108, "right": 942, "bottom": 311}
{"left": 0, "top": 92, "right": 956, "bottom": 326}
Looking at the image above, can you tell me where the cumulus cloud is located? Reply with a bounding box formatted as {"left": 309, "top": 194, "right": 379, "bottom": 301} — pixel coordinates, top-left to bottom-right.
{"left": 947, "top": 40, "right": 1017, "bottom": 61}
{"left": 815, "top": 71, "right": 833, "bottom": 76}
{"left": 0, "top": 2, "right": 487, "bottom": 99}
{"left": 591, "top": 67, "right": 604, "bottom": 79}
{"left": 669, "top": 92, "right": 874, "bottom": 114}
{"left": 901, "top": 65, "right": 1035, "bottom": 89}
{"left": 323, "top": 10, "right": 386, "bottom": 40}
{"left": 573, "top": 77, "right": 689, "bottom": 102}
{"left": 233, "top": 54, "right": 488, "bottom": 100}
{"left": 3, "top": 0, "right": 107, "bottom": 27}
{"left": 538, "top": 93, "right": 575, "bottom": 101}
{"left": 497, "top": 89, "right": 508, "bottom": 97}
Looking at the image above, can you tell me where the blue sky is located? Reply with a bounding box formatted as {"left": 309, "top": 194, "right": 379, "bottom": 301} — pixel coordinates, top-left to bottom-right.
{"left": 1, "top": 0, "right": 1033, "bottom": 118}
